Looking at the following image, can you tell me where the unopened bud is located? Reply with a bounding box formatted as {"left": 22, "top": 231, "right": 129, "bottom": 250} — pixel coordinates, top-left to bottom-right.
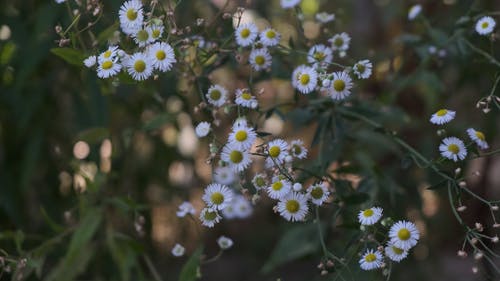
{"left": 471, "top": 238, "right": 478, "bottom": 245}
{"left": 222, "top": 13, "right": 232, "bottom": 19}
{"left": 491, "top": 205, "right": 499, "bottom": 211}
{"left": 454, "top": 168, "right": 461, "bottom": 175}
{"left": 317, "top": 263, "right": 324, "bottom": 269}
{"left": 492, "top": 236, "right": 499, "bottom": 243}
{"left": 472, "top": 266, "right": 479, "bottom": 274}
{"left": 320, "top": 270, "right": 328, "bottom": 276}
{"left": 474, "top": 252, "right": 483, "bottom": 260}
{"left": 457, "top": 250, "right": 467, "bottom": 258}
{"left": 326, "top": 260, "right": 334, "bottom": 267}
{"left": 458, "top": 181, "right": 467, "bottom": 188}
{"left": 475, "top": 222, "right": 484, "bottom": 232}
{"left": 457, "top": 205, "right": 467, "bottom": 212}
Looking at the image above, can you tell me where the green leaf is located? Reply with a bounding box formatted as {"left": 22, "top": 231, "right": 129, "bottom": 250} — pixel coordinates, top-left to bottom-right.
{"left": 40, "top": 207, "right": 64, "bottom": 232}
{"left": 50, "top": 48, "right": 86, "bottom": 66}
{"left": 179, "top": 246, "right": 203, "bottom": 281}
{"left": 261, "top": 223, "right": 320, "bottom": 273}
{"left": 67, "top": 208, "right": 102, "bottom": 258}
{"left": 97, "top": 22, "right": 119, "bottom": 44}
{"left": 76, "top": 127, "right": 109, "bottom": 143}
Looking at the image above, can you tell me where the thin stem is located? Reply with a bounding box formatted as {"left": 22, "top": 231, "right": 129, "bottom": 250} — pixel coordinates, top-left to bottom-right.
{"left": 462, "top": 38, "right": 500, "bottom": 68}
{"left": 143, "top": 254, "right": 163, "bottom": 281}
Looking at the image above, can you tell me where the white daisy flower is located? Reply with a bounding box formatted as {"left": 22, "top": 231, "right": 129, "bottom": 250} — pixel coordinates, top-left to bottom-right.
{"left": 176, "top": 201, "right": 196, "bottom": 217}
{"left": 429, "top": 109, "right": 455, "bottom": 125}
{"left": 200, "top": 207, "right": 222, "bottom": 228}
{"left": 97, "top": 58, "right": 122, "bottom": 78}
{"left": 267, "top": 176, "right": 292, "bottom": 200}
{"left": 353, "top": 60, "right": 373, "bottom": 79}
{"left": 214, "top": 166, "right": 237, "bottom": 185}
{"left": 98, "top": 46, "right": 120, "bottom": 63}
{"left": 228, "top": 123, "right": 257, "bottom": 150}
{"left": 359, "top": 249, "right": 383, "bottom": 270}
{"left": 476, "top": 16, "right": 496, "bottom": 35}
{"left": 171, "top": 243, "right": 185, "bottom": 257}
{"left": 292, "top": 65, "right": 318, "bottom": 94}
{"left": 133, "top": 28, "right": 154, "bottom": 47}
{"left": 206, "top": 84, "right": 228, "bottom": 107}
{"left": 329, "top": 32, "right": 351, "bottom": 52}
{"left": 217, "top": 236, "right": 234, "bottom": 250}
{"left": 260, "top": 28, "right": 281, "bottom": 47}
{"left": 307, "top": 182, "right": 330, "bottom": 206}
{"left": 221, "top": 203, "right": 237, "bottom": 219}
{"left": 235, "top": 23, "right": 258, "bottom": 47}
{"left": 385, "top": 243, "right": 408, "bottom": 262}
{"left": 326, "top": 71, "right": 353, "bottom": 100}
{"left": 233, "top": 195, "right": 253, "bottom": 218}
{"left": 280, "top": 0, "right": 301, "bottom": 9}
{"left": 389, "top": 220, "right": 420, "bottom": 251}
{"left": 148, "top": 42, "right": 176, "bottom": 72}
{"left": 195, "top": 121, "right": 211, "bottom": 138}
{"left": 467, "top": 128, "right": 489, "bottom": 150}
{"left": 83, "top": 55, "right": 97, "bottom": 68}
{"left": 124, "top": 52, "right": 154, "bottom": 81}
{"left": 408, "top": 4, "right": 422, "bottom": 21}
{"left": 277, "top": 192, "right": 309, "bottom": 222}
{"left": 307, "top": 44, "right": 333, "bottom": 67}
{"left": 249, "top": 48, "right": 272, "bottom": 71}
{"left": 235, "top": 88, "right": 258, "bottom": 108}
{"left": 202, "top": 183, "right": 234, "bottom": 210}
{"left": 220, "top": 144, "right": 252, "bottom": 172}
{"left": 252, "top": 173, "right": 268, "bottom": 190}
{"left": 55, "top": 0, "right": 66, "bottom": 3}
{"left": 266, "top": 139, "right": 290, "bottom": 167}
{"left": 119, "top": 0, "right": 143, "bottom": 35}
{"left": 147, "top": 23, "right": 164, "bottom": 41}
{"left": 439, "top": 137, "right": 467, "bottom": 162}
{"left": 316, "top": 12, "right": 335, "bottom": 24}
{"left": 289, "top": 139, "right": 308, "bottom": 159}
{"left": 358, "top": 207, "right": 383, "bottom": 225}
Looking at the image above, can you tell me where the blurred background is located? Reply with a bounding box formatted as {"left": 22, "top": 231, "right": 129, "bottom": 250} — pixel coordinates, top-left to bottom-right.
{"left": 1, "top": 0, "right": 500, "bottom": 280}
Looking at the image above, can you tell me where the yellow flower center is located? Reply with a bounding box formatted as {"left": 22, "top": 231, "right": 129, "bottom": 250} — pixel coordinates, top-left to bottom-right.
{"left": 299, "top": 74, "right": 310, "bottom": 85}
{"left": 156, "top": 50, "right": 166, "bottom": 60}
{"left": 475, "top": 131, "right": 485, "bottom": 141}
{"left": 134, "top": 60, "right": 146, "bottom": 73}
{"left": 240, "top": 28, "right": 250, "bottom": 38}
{"left": 255, "top": 55, "right": 265, "bottom": 65}
{"left": 204, "top": 210, "right": 217, "bottom": 220}
{"left": 333, "top": 79, "right": 345, "bottom": 91}
{"left": 126, "top": 9, "right": 137, "bottom": 21}
{"left": 269, "top": 146, "right": 280, "bottom": 158}
{"left": 293, "top": 145, "right": 302, "bottom": 155}
{"left": 229, "top": 150, "right": 243, "bottom": 163}
{"left": 392, "top": 246, "right": 404, "bottom": 255}
{"left": 362, "top": 209, "right": 374, "bottom": 217}
{"left": 364, "top": 253, "right": 376, "bottom": 262}
{"left": 152, "top": 29, "right": 161, "bottom": 38}
{"left": 310, "top": 187, "right": 323, "bottom": 199}
{"left": 241, "top": 92, "right": 252, "bottom": 100}
{"left": 210, "top": 90, "right": 221, "bottom": 100}
{"left": 136, "top": 29, "right": 149, "bottom": 42}
{"left": 448, "top": 144, "right": 459, "bottom": 154}
{"left": 103, "top": 50, "right": 112, "bottom": 58}
{"left": 210, "top": 192, "right": 224, "bottom": 205}
{"left": 102, "top": 60, "right": 113, "bottom": 70}
{"left": 313, "top": 52, "right": 326, "bottom": 61}
{"left": 272, "top": 181, "right": 283, "bottom": 191}
{"left": 356, "top": 63, "right": 365, "bottom": 73}
{"left": 235, "top": 130, "right": 248, "bottom": 142}
{"left": 266, "top": 30, "right": 276, "bottom": 39}
{"left": 285, "top": 200, "right": 300, "bottom": 213}
{"left": 482, "top": 22, "right": 489, "bottom": 28}
{"left": 397, "top": 228, "right": 411, "bottom": 241}
{"left": 436, "top": 109, "right": 448, "bottom": 116}
{"left": 334, "top": 37, "right": 343, "bottom": 47}
{"left": 255, "top": 177, "right": 265, "bottom": 187}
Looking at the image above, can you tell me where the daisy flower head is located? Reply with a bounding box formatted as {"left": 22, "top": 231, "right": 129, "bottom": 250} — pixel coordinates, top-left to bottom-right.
{"left": 326, "top": 71, "right": 353, "bottom": 100}
{"left": 439, "top": 137, "right": 467, "bottom": 162}
{"left": 316, "top": 12, "right": 335, "bottom": 24}
{"left": 467, "top": 128, "right": 489, "bottom": 150}
{"left": 276, "top": 192, "right": 309, "bottom": 222}
{"left": 233, "top": 195, "right": 253, "bottom": 218}
{"left": 260, "top": 28, "right": 281, "bottom": 47}
{"left": 235, "top": 23, "right": 258, "bottom": 47}
{"left": 430, "top": 109, "right": 455, "bottom": 125}
{"left": 289, "top": 139, "right": 308, "bottom": 159}
{"left": 171, "top": 243, "right": 185, "bottom": 257}
{"left": 202, "top": 183, "right": 234, "bottom": 210}
{"left": 119, "top": 0, "right": 143, "bottom": 35}
{"left": 307, "top": 182, "right": 330, "bottom": 206}
{"left": 267, "top": 176, "right": 292, "bottom": 200}
{"left": 199, "top": 207, "right": 222, "bottom": 228}
{"left": 358, "top": 207, "right": 383, "bottom": 225}
{"left": 476, "top": 16, "right": 496, "bottom": 36}
{"left": 252, "top": 173, "right": 268, "bottom": 190}
{"left": 55, "top": 0, "right": 66, "bottom": 3}
{"left": 133, "top": 28, "right": 154, "bottom": 47}
{"left": 97, "top": 57, "right": 122, "bottom": 78}
{"left": 148, "top": 42, "right": 176, "bottom": 72}
{"left": 408, "top": 4, "right": 422, "bottom": 21}
{"left": 206, "top": 84, "right": 228, "bottom": 107}
{"left": 359, "top": 249, "right": 383, "bottom": 271}
{"left": 249, "top": 48, "right": 272, "bottom": 71}
{"left": 217, "top": 236, "right": 234, "bottom": 250}
{"left": 329, "top": 32, "right": 351, "bottom": 52}
{"left": 220, "top": 144, "right": 252, "bottom": 172}
{"left": 228, "top": 122, "right": 257, "bottom": 150}
{"left": 389, "top": 220, "right": 420, "bottom": 250}
{"left": 353, "top": 60, "right": 373, "bottom": 79}
{"left": 292, "top": 65, "right": 318, "bottom": 94}
{"left": 124, "top": 52, "right": 154, "bottom": 81}
{"left": 83, "top": 55, "right": 97, "bottom": 68}
{"left": 280, "top": 0, "right": 301, "bottom": 9}
{"left": 385, "top": 243, "right": 408, "bottom": 262}
{"left": 98, "top": 46, "right": 120, "bottom": 63}
{"left": 221, "top": 203, "right": 237, "bottom": 219}
{"left": 177, "top": 201, "right": 196, "bottom": 217}
{"left": 266, "top": 139, "right": 290, "bottom": 167}
{"left": 147, "top": 23, "right": 164, "bottom": 41}
{"left": 213, "top": 166, "right": 237, "bottom": 185}
{"left": 195, "top": 121, "right": 211, "bottom": 138}
{"left": 307, "top": 44, "right": 333, "bottom": 67}
{"left": 235, "top": 88, "right": 258, "bottom": 109}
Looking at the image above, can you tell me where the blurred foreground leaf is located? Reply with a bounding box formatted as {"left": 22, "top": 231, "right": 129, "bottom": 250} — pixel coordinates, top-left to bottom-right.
{"left": 179, "top": 246, "right": 204, "bottom": 281}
